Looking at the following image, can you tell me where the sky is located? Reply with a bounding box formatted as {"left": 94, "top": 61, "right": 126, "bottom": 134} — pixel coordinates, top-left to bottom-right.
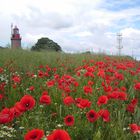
{"left": 0, "top": 0, "right": 140, "bottom": 59}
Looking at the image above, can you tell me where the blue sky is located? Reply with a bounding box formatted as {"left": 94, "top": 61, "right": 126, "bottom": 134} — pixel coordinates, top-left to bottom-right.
{"left": 103, "top": 0, "right": 140, "bottom": 11}
{"left": 0, "top": 0, "right": 140, "bottom": 59}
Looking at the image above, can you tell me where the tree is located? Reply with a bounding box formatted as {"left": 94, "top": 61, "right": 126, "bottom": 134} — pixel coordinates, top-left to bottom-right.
{"left": 31, "top": 37, "right": 62, "bottom": 52}
{"left": 0, "top": 46, "right": 4, "bottom": 49}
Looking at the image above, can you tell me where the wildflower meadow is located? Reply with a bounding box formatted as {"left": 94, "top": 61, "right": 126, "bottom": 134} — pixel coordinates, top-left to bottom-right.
{"left": 0, "top": 49, "right": 140, "bottom": 140}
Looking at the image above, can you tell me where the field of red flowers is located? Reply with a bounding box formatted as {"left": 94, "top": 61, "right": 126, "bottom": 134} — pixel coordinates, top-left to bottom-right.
{"left": 0, "top": 50, "right": 140, "bottom": 140}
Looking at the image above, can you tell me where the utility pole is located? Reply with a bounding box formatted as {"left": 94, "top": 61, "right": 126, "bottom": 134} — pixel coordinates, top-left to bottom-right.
{"left": 117, "top": 32, "right": 123, "bottom": 56}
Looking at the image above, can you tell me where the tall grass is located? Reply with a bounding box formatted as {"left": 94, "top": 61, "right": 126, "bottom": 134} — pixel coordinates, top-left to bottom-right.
{"left": 0, "top": 49, "right": 139, "bottom": 140}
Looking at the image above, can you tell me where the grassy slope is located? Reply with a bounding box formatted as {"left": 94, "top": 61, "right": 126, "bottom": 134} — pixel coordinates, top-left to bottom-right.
{"left": 0, "top": 49, "right": 139, "bottom": 140}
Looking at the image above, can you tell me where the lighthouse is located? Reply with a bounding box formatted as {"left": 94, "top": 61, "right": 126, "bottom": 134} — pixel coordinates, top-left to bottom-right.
{"left": 11, "top": 25, "right": 22, "bottom": 49}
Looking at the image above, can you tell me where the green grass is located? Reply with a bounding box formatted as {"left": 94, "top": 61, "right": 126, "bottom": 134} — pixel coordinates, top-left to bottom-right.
{"left": 0, "top": 49, "right": 139, "bottom": 140}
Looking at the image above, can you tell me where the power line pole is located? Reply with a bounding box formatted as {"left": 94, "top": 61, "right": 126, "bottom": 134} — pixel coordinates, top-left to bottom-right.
{"left": 117, "top": 32, "right": 123, "bottom": 56}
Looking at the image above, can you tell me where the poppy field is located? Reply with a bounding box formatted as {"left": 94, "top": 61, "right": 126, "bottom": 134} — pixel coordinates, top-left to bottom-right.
{"left": 0, "top": 49, "right": 140, "bottom": 140}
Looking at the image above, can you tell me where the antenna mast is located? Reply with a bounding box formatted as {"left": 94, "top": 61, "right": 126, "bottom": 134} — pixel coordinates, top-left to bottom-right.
{"left": 117, "top": 32, "right": 123, "bottom": 56}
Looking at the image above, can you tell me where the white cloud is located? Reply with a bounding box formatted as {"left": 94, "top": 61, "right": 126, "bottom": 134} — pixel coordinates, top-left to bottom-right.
{"left": 121, "top": 28, "right": 140, "bottom": 38}
{"left": 0, "top": 0, "right": 140, "bottom": 59}
{"left": 121, "top": 28, "right": 140, "bottom": 58}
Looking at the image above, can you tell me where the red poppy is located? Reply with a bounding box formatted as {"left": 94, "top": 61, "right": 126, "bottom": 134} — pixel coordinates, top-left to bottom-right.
{"left": 42, "top": 91, "right": 48, "bottom": 95}
{"left": 129, "top": 124, "right": 139, "bottom": 134}
{"left": 12, "top": 84, "right": 17, "bottom": 89}
{"left": 64, "top": 115, "right": 74, "bottom": 126}
{"left": 53, "top": 67, "right": 57, "bottom": 73}
{"left": 114, "top": 72, "right": 124, "bottom": 80}
{"left": 0, "top": 108, "right": 14, "bottom": 124}
{"left": 129, "top": 70, "right": 135, "bottom": 76}
{"left": 24, "top": 129, "right": 44, "bottom": 140}
{"left": 76, "top": 98, "right": 91, "bottom": 109}
{"left": 117, "top": 91, "right": 127, "bottom": 100}
{"left": 20, "top": 95, "right": 35, "bottom": 111}
{"left": 0, "top": 94, "right": 4, "bottom": 100}
{"left": 131, "top": 98, "right": 138, "bottom": 105}
{"left": 29, "top": 86, "right": 35, "bottom": 91}
{"left": 107, "top": 91, "right": 119, "bottom": 99}
{"left": 73, "top": 81, "right": 79, "bottom": 87}
{"left": 54, "top": 74, "right": 60, "bottom": 80}
{"left": 88, "top": 80, "right": 94, "bottom": 86}
{"left": 76, "top": 71, "right": 81, "bottom": 76}
{"left": 116, "top": 63, "right": 127, "bottom": 70}
{"left": 134, "top": 83, "right": 140, "bottom": 90}
{"left": 83, "top": 85, "right": 92, "bottom": 94}
{"left": 14, "top": 101, "right": 26, "bottom": 113}
{"left": 46, "top": 80, "right": 55, "bottom": 88}
{"left": 38, "top": 70, "right": 44, "bottom": 78}
{"left": 103, "top": 85, "right": 112, "bottom": 93}
{"left": 126, "top": 98, "right": 138, "bottom": 113}
{"left": 126, "top": 104, "right": 135, "bottom": 113}
{"left": 64, "top": 86, "right": 71, "bottom": 93}
{"left": 138, "top": 126, "right": 140, "bottom": 133}
{"left": 39, "top": 65, "right": 44, "bottom": 69}
{"left": 39, "top": 95, "right": 51, "bottom": 105}
{"left": 86, "top": 66, "right": 95, "bottom": 72}
{"left": 0, "top": 67, "right": 3, "bottom": 73}
{"left": 108, "top": 91, "right": 127, "bottom": 100}
{"left": 46, "top": 65, "right": 51, "bottom": 72}
{"left": 97, "top": 69, "right": 105, "bottom": 78}
{"left": 63, "top": 96, "right": 75, "bottom": 106}
{"left": 98, "top": 109, "right": 110, "bottom": 122}
{"left": 86, "top": 110, "right": 98, "bottom": 123}
{"left": 0, "top": 82, "right": 6, "bottom": 91}
{"left": 47, "top": 129, "right": 71, "bottom": 140}
{"left": 12, "top": 104, "right": 23, "bottom": 118}
{"left": 97, "top": 95, "right": 108, "bottom": 106}
{"left": 44, "top": 72, "right": 49, "bottom": 77}
{"left": 84, "top": 72, "right": 94, "bottom": 78}
{"left": 12, "top": 75, "right": 21, "bottom": 84}
{"left": 120, "top": 86, "right": 126, "bottom": 92}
